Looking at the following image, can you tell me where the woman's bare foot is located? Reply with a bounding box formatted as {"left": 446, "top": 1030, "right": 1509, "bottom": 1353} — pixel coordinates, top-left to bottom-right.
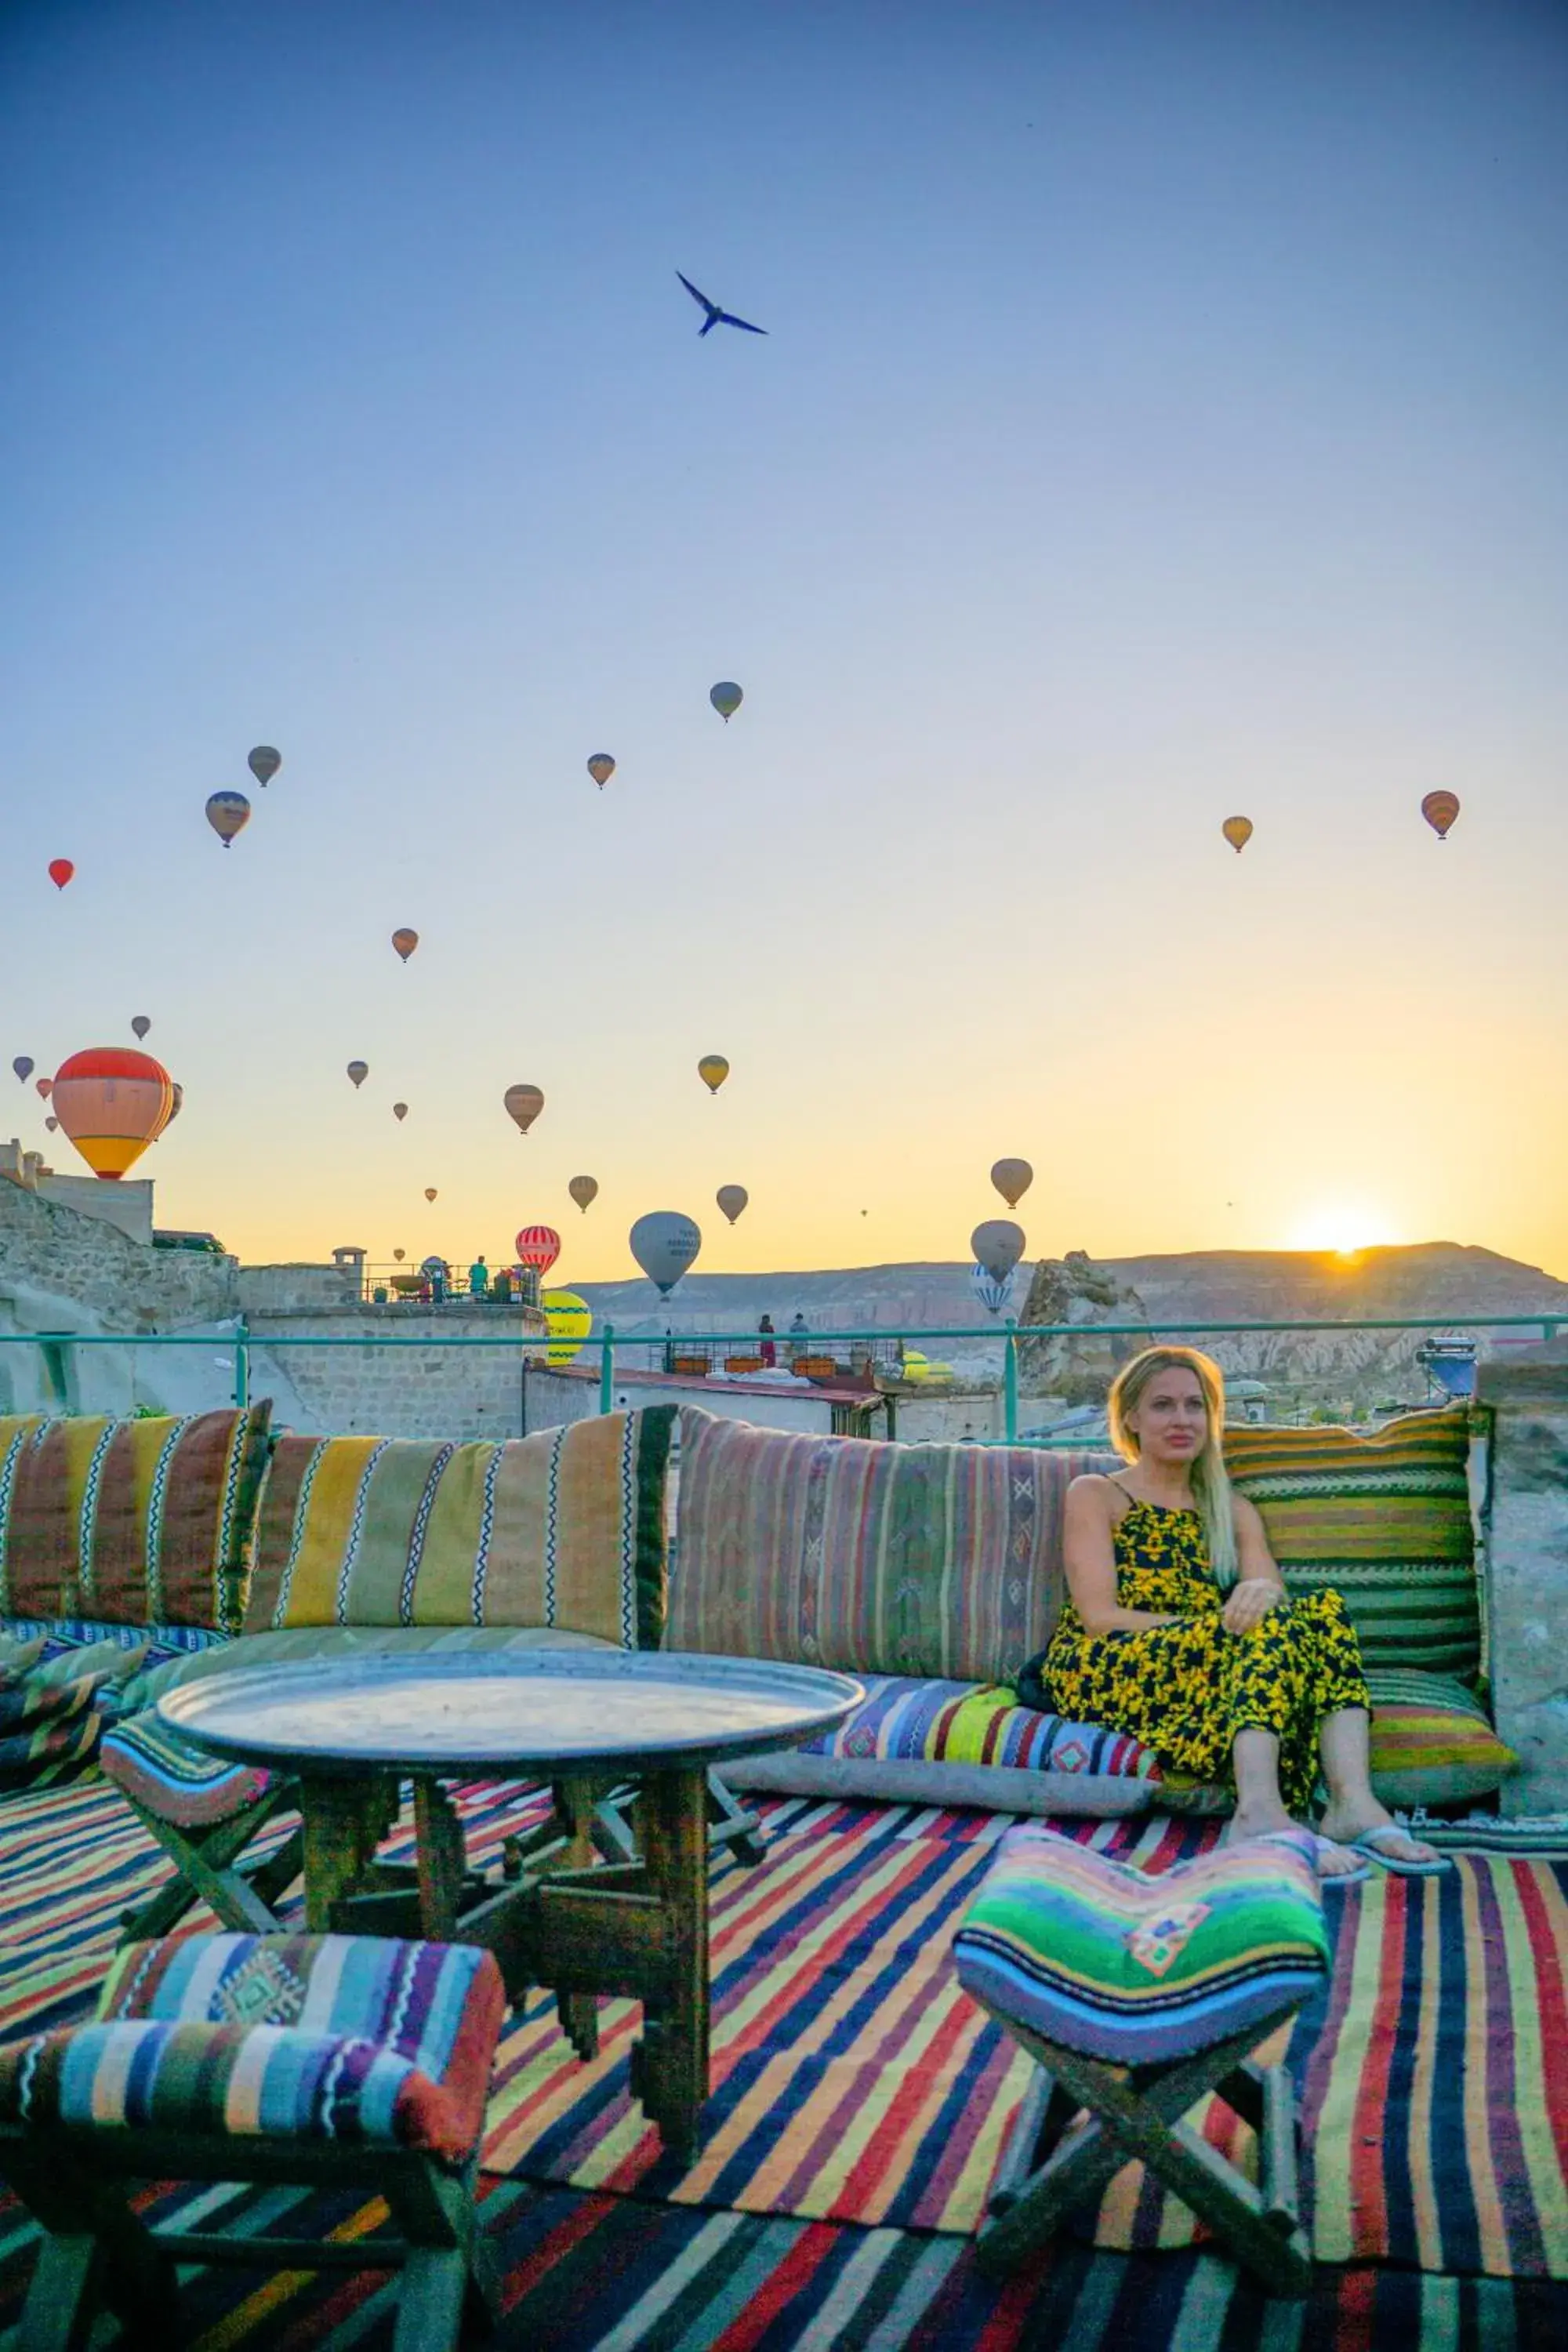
{"left": 1225, "top": 1802, "right": 1363, "bottom": 1878}
{"left": 1317, "top": 1800, "right": 1443, "bottom": 1870}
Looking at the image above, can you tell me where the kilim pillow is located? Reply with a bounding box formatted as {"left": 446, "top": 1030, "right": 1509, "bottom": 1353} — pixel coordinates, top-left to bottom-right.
{"left": 1364, "top": 1667, "right": 1519, "bottom": 1808}
{"left": 953, "top": 1824, "right": 1329, "bottom": 2064}
{"left": 0, "top": 1406, "right": 274, "bottom": 1632}
{"left": 667, "top": 1406, "right": 1116, "bottom": 1685}
{"left": 1223, "top": 1407, "right": 1480, "bottom": 1681}
{"left": 719, "top": 1671, "right": 1160, "bottom": 1818}
{"left": 245, "top": 1406, "right": 676, "bottom": 1647}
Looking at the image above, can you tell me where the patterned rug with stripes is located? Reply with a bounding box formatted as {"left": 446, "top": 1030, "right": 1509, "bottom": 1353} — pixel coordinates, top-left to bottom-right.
{"left": 2, "top": 1776, "right": 1566, "bottom": 2292}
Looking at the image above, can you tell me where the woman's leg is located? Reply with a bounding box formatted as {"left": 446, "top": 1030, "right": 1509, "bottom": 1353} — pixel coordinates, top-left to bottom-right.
{"left": 1316, "top": 1708, "right": 1443, "bottom": 1864}
{"left": 1226, "top": 1726, "right": 1362, "bottom": 1877}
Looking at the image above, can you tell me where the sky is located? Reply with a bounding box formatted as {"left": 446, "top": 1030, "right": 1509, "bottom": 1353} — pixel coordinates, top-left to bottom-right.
{"left": 2, "top": 0, "right": 1566, "bottom": 1287}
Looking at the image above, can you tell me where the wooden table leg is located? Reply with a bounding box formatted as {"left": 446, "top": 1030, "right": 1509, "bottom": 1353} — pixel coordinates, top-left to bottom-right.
{"left": 413, "top": 1780, "right": 469, "bottom": 1940}
{"left": 300, "top": 1777, "right": 395, "bottom": 1933}
{"left": 628, "top": 1765, "right": 709, "bottom": 2162}
{"left": 551, "top": 1775, "right": 604, "bottom": 2060}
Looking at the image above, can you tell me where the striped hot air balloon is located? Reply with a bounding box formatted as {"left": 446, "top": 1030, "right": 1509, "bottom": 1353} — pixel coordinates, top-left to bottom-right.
{"left": 50, "top": 1047, "right": 174, "bottom": 1179}
{"left": 514, "top": 1225, "right": 561, "bottom": 1276}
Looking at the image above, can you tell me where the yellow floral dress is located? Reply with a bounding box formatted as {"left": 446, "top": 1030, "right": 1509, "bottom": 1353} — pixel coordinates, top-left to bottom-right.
{"left": 1015, "top": 1494, "right": 1370, "bottom": 1813}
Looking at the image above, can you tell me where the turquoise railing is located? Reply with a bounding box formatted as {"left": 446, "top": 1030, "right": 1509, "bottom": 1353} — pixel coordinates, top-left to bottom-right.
{"left": 0, "top": 1313, "right": 1555, "bottom": 1439}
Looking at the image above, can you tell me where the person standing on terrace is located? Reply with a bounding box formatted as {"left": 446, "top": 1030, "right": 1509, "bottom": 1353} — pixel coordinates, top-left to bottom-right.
{"left": 1015, "top": 1345, "right": 1447, "bottom": 1881}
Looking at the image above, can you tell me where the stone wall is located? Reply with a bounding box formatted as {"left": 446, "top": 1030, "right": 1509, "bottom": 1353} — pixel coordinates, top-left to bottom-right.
{"left": 247, "top": 1306, "right": 547, "bottom": 1440}
{"left": 237, "top": 1264, "right": 361, "bottom": 1315}
{"left": 1475, "top": 1361, "right": 1568, "bottom": 1814}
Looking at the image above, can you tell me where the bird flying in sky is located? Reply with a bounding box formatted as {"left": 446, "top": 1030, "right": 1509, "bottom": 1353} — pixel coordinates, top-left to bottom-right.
{"left": 676, "top": 271, "right": 768, "bottom": 337}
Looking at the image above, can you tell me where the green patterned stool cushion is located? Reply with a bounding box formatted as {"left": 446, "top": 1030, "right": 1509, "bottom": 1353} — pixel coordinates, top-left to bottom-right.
{"left": 1223, "top": 1408, "right": 1479, "bottom": 1682}
{"left": 953, "top": 1825, "right": 1329, "bottom": 2064}
{"left": 0, "top": 1933, "right": 505, "bottom": 2164}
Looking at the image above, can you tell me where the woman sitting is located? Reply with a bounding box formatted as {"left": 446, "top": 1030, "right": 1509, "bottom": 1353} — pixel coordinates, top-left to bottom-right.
{"left": 1016, "top": 1345, "right": 1446, "bottom": 1880}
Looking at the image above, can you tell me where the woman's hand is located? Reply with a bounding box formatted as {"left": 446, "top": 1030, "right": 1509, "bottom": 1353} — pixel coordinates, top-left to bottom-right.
{"left": 1221, "top": 1578, "right": 1287, "bottom": 1636}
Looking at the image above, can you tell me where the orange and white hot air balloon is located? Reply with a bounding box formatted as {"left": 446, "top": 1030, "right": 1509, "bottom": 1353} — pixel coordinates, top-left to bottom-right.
{"left": 1421, "top": 790, "right": 1461, "bottom": 841}
{"left": 50, "top": 1047, "right": 174, "bottom": 1179}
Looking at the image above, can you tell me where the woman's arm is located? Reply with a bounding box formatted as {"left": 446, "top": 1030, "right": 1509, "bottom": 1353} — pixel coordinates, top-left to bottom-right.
{"left": 1062, "top": 1478, "right": 1185, "bottom": 1635}
{"left": 1220, "top": 1494, "right": 1289, "bottom": 1634}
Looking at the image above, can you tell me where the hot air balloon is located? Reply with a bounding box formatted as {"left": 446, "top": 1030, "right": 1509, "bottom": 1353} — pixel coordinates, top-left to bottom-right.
{"left": 710, "top": 682, "right": 742, "bottom": 722}
{"left": 1421, "top": 790, "right": 1461, "bottom": 841}
{"left": 35, "top": 1079, "right": 51, "bottom": 1100}
{"left": 1221, "top": 816, "right": 1254, "bottom": 855}
{"left": 630, "top": 1210, "right": 702, "bottom": 1296}
{"left": 249, "top": 746, "right": 281, "bottom": 787}
{"left": 698, "top": 1054, "right": 730, "bottom": 1096}
{"left": 50, "top": 1047, "right": 174, "bottom": 1180}
{"left": 971, "top": 1219, "right": 1025, "bottom": 1283}
{"left": 393, "top": 1248, "right": 405, "bottom": 1262}
{"left": 717, "top": 1185, "right": 748, "bottom": 1225}
{"left": 971, "top": 1262, "right": 1015, "bottom": 1317}
{"left": 542, "top": 1290, "right": 592, "bottom": 1367}
{"left": 48, "top": 859, "right": 74, "bottom": 890}
{"left": 347, "top": 1061, "right": 368, "bottom": 1088}
{"left": 45, "top": 1116, "right": 58, "bottom": 1134}
{"left": 504, "top": 1084, "right": 544, "bottom": 1135}
{"left": 205, "top": 791, "right": 250, "bottom": 848}
{"left": 568, "top": 1174, "right": 599, "bottom": 1215}
{"left": 391, "top": 928, "right": 419, "bottom": 963}
{"left": 425, "top": 1187, "right": 437, "bottom": 1203}
{"left": 990, "top": 1158, "right": 1033, "bottom": 1210}
{"left": 166, "top": 1083, "right": 183, "bottom": 1125}
{"left": 393, "top": 1102, "right": 408, "bottom": 1122}
{"left": 515, "top": 1225, "right": 561, "bottom": 1276}
{"left": 12, "top": 1058, "right": 32, "bottom": 1083}
{"left": 131, "top": 1016, "right": 151, "bottom": 1042}
{"left": 587, "top": 754, "right": 615, "bottom": 789}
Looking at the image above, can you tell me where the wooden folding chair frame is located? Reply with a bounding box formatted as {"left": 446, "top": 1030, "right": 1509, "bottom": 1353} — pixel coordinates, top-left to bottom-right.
{"left": 975, "top": 1996, "right": 1312, "bottom": 2296}
{"left": 1, "top": 2119, "right": 500, "bottom": 2352}
{"left": 112, "top": 1777, "right": 305, "bottom": 1944}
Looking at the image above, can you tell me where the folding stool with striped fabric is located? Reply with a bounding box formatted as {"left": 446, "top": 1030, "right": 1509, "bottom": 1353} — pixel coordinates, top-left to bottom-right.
{"left": 953, "top": 1826, "right": 1330, "bottom": 2296}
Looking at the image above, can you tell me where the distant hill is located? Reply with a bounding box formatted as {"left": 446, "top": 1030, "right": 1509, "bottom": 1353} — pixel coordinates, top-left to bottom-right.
{"left": 574, "top": 1242, "right": 1568, "bottom": 1352}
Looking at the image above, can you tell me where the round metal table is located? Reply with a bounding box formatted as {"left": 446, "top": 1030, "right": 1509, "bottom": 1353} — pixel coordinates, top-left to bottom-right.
{"left": 158, "top": 1650, "right": 862, "bottom": 2158}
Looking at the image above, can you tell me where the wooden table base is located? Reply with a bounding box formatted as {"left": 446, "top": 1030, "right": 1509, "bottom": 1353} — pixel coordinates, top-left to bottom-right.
{"left": 310, "top": 1766, "right": 714, "bottom": 2161}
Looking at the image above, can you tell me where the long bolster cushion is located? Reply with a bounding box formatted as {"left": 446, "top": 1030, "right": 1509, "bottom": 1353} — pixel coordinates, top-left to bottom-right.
{"left": 718, "top": 1673, "right": 1161, "bottom": 1818}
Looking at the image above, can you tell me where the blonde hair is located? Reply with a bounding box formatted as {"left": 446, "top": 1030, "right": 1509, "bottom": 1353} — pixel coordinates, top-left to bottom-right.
{"left": 1107, "top": 1345, "right": 1240, "bottom": 1589}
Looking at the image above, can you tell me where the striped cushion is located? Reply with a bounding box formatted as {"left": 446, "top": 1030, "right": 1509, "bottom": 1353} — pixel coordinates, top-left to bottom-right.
{"left": 244, "top": 1408, "right": 676, "bottom": 1646}
{"left": 797, "top": 1674, "right": 1160, "bottom": 1778}
{"left": 954, "top": 1825, "right": 1329, "bottom": 2064}
{"left": 1364, "top": 1667, "right": 1519, "bottom": 1806}
{"left": 668, "top": 1408, "right": 1112, "bottom": 1683}
{"left": 0, "top": 1665, "right": 109, "bottom": 1789}
{"left": 0, "top": 1933, "right": 505, "bottom": 2162}
{"left": 1224, "top": 1408, "right": 1479, "bottom": 1680}
{"left": 0, "top": 1407, "right": 273, "bottom": 1632}
{"left": 101, "top": 1711, "right": 275, "bottom": 1828}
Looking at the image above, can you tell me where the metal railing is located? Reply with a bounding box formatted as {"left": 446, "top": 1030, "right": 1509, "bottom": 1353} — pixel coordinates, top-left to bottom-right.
{"left": 0, "top": 1312, "right": 1559, "bottom": 1439}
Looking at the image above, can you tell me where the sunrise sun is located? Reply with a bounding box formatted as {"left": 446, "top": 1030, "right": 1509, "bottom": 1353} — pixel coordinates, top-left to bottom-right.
{"left": 1287, "top": 1206, "right": 1402, "bottom": 1259}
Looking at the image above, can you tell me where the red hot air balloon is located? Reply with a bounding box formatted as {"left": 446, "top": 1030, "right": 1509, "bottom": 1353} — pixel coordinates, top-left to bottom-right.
{"left": 50, "top": 1047, "right": 173, "bottom": 1179}
{"left": 35, "top": 1078, "right": 51, "bottom": 1099}
{"left": 48, "top": 859, "right": 74, "bottom": 890}
{"left": 515, "top": 1225, "right": 561, "bottom": 1276}
{"left": 392, "top": 929, "right": 419, "bottom": 963}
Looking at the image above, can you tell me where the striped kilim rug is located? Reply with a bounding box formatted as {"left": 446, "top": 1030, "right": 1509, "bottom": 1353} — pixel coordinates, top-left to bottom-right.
{"left": 2, "top": 1779, "right": 1566, "bottom": 2291}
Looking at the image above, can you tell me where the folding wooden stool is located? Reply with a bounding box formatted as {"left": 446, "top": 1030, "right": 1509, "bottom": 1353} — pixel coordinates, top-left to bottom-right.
{"left": 0, "top": 1931, "right": 506, "bottom": 2352}
{"left": 100, "top": 1709, "right": 305, "bottom": 1940}
{"left": 953, "top": 1825, "right": 1330, "bottom": 2296}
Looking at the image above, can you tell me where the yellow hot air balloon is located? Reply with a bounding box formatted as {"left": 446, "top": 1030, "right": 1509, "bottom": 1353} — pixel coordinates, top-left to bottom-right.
{"left": 586, "top": 754, "right": 615, "bottom": 789}
{"left": 1421, "top": 790, "right": 1461, "bottom": 840}
{"left": 1221, "top": 816, "right": 1254, "bottom": 855}
{"left": 698, "top": 1054, "right": 730, "bottom": 1096}
{"left": 504, "top": 1083, "right": 544, "bottom": 1135}
{"left": 542, "top": 1289, "right": 592, "bottom": 1367}
{"left": 391, "top": 928, "right": 419, "bottom": 963}
{"left": 568, "top": 1174, "right": 599, "bottom": 1214}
